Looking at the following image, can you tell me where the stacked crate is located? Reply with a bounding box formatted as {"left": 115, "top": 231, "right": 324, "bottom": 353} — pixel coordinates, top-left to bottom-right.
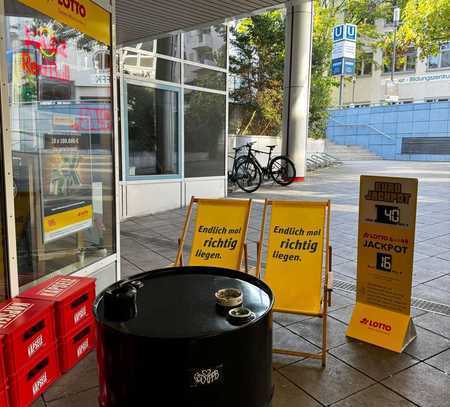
{"left": 0, "top": 336, "right": 8, "bottom": 407}
{"left": 19, "top": 276, "right": 96, "bottom": 373}
{"left": 0, "top": 298, "right": 60, "bottom": 407}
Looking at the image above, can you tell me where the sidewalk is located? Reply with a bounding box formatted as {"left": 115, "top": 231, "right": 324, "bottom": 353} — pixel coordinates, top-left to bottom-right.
{"left": 36, "top": 161, "right": 450, "bottom": 406}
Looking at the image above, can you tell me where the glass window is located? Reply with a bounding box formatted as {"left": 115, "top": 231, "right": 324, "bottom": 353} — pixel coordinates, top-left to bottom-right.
{"left": 156, "top": 34, "right": 181, "bottom": 58}
{"left": 184, "top": 24, "right": 227, "bottom": 68}
{"left": 5, "top": 0, "right": 115, "bottom": 287}
{"left": 428, "top": 43, "right": 450, "bottom": 69}
{"left": 126, "top": 84, "right": 179, "bottom": 177}
{"left": 356, "top": 53, "right": 373, "bottom": 76}
{"left": 184, "top": 90, "right": 225, "bottom": 177}
{"left": 384, "top": 48, "right": 416, "bottom": 73}
{"left": 184, "top": 64, "right": 226, "bottom": 91}
{"left": 123, "top": 55, "right": 181, "bottom": 83}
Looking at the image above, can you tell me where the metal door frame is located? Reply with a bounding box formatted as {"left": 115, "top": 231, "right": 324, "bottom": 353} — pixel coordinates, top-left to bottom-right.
{"left": 0, "top": 0, "right": 120, "bottom": 297}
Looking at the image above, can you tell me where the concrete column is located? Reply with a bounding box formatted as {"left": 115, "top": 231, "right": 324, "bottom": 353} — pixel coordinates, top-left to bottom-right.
{"left": 281, "top": 0, "right": 314, "bottom": 181}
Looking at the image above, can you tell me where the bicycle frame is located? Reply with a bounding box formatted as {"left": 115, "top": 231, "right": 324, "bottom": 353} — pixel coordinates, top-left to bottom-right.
{"left": 242, "top": 145, "right": 274, "bottom": 178}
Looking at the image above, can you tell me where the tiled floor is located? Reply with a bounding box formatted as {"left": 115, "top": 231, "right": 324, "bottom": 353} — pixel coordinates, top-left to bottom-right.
{"left": 35, "top": 161, "right": 450, "bottom": 406}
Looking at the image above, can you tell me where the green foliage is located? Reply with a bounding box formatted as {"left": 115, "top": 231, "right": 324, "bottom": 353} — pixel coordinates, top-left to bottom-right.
{"left": 398, "top": 0, "right": 450, "bottom": 57}
{"left": 230, "top": 0, "right": 450, "bottom": 139}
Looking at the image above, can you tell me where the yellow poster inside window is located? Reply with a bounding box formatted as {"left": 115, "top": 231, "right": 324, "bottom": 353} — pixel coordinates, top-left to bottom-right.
{"left": 18, "top": 0, "right": 111, "bottom": 45}
{"left": 264, "top": 202, "right": 326, "bottom": 314}
{"left": 347, "top": 176, "right": 418, "bottom": 352}
{"left": 189, "top": 200, "right": 250, "bottom": 270}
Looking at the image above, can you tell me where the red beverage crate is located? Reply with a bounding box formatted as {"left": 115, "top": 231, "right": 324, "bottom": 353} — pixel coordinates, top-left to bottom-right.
{"left": 8, "top": 345, "right": 60, "bottom": 407}
{"left": 0, "top": 388, "right": 9, "bottom": 407}
{"left": 58, "top": 317, "right": 96, "bottom": 373}
{"left": 0, "top": 335, "right": 6, "bottom": 389}
{"left": 19, "top": 276, "right": 96, "bottom": 338}
{"left": 0, "top": 299, "right": 55, "bottom": 376}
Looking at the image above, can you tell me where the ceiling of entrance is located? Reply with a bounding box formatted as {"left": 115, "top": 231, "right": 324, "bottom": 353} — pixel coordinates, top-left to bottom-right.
{"left": 116, "top": 0, "right": 286, "bottom": 45}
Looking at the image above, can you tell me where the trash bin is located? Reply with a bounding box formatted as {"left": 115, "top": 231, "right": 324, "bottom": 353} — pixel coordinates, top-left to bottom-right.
{"left": 94, "top": 266, "right": 274, "bottom": 407}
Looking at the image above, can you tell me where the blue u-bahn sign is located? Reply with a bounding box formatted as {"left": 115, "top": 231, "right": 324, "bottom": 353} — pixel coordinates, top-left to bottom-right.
{"left": 333, "top": 24, "right": 357, "bottom": 42}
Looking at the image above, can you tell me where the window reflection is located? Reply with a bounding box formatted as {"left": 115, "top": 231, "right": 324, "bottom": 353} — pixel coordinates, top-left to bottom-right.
{"left": 184, "top": 90, "right": 225, "bottom": 177}
{"left": 5, "top": 1, "right": 115, "bottom": 287}
{"left": 127, "top": 85, "right": 179, "bottom": 177}
{"left": 184, "top": 64, "right": 226, "bottom": 91}
{"left": 184, "top": 25, "right": 227, "bottom": 68}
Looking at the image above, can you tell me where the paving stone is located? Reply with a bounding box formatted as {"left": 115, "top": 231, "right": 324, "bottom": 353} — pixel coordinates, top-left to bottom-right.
{"left": 44, "top": 352, "right": 99, "bottom": 402}
{"left": 273, "top": 312, "right": 313, "bottom": 327}
{"left": 272, "top": 371, "right": 321, "bottom": 407}
{"left": 413, "top": 284, "right": 450, "bottom": 304}
{"left": 280, "top": 355, "right": 375, "bottom": 406}
{"left": 414, "top": 256, "right": 450, "bottom": 274}
{"left": 405, "top": 326, "right": 450, "bottom": 361}
{"left": 288, "top": 315, "right": 349, "bottom": 350}
{"left": 424, "top": 273, "right": 450, "bottom": 293}
{"left": 31, "top": 398, "right": 46, "bottom": 407}
{"left": 426, "top": 348, "right": 450, "bottom": 374}
{"left": 383, "top": 363, "right": 450, "bottom": 407}
{"left": 273, "top": 327, "right": 321, "bottom": 369}
{"left": 415, "top": 242, "right": 448, "bottom": 257}
{"left": 329, "top": 305, "right": 354, "bottom": 325}
{"left": 330, "top": 383, "right": 415, "bottom": 407}
{"left": 415, "top": 312, "right": 450, "bottom": 338}
{"left": 120, "top": 257, "right": 143, "bottom": 277}
{"left": 330, "top": 341, "right": 417, "bottom": 381}
{"left": 46, "top": 387, "right": 99, "bottom": 407}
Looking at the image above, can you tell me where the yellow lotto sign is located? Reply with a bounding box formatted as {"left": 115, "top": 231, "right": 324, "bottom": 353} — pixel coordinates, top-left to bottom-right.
{"left": 264, "top": 201, "right": 327, "bottom": 314}
{"left": 18, "top": 0, "right": 111, "bottom": 45}
{"left": 347, "top": 176, "right": 418, "bottom": 352}
{"left": 44, "top": 204, "right": 93, "bottom": 242}
{"left": 189, "top": 200, "right": 250, "bottom": 270}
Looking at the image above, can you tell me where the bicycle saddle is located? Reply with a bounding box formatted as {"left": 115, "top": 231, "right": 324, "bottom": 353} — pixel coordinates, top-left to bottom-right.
{"left": 266, "top": 145, "right": 276, "bottom": 149}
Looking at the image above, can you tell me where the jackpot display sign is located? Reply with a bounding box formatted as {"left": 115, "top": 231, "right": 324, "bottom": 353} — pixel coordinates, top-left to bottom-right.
{"left": 41, "top": 129, "right": 94, "bottom": 243}
{"left": 347, "top": 176, "right": 418, "bottom": 352}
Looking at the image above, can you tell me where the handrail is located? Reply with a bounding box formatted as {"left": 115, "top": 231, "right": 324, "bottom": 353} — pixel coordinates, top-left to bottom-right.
{"left": 329, "top": 117, "right": 395, "bottom": 141}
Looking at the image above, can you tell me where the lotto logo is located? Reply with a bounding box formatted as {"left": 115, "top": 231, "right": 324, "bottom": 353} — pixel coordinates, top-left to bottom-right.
{"left": 360, "top": 318, "right": 392, "bottom": 332}
{"left": 74, "top": 306, "right": 87, "bottom": 324}
{"left": 32, "top": 372, "right": 48, "bottom": 396}
{"left": 27, "top": 335, "right": 44, "bottom": 357}
{"left": 77, "top": 339, "right": 89, "bottom": 358}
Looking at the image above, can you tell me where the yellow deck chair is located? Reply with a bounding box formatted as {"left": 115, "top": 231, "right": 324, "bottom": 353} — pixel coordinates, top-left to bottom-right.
{"left": 256, "top": 199, "right": 332, "bottom": 367}
{"left": 175, "top": 197, "right": 252, "bottom": 272}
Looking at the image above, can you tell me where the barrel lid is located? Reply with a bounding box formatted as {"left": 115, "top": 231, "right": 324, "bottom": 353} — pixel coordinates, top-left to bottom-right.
{"left": 94, "top": 266, "right": 273, "bottom": 339}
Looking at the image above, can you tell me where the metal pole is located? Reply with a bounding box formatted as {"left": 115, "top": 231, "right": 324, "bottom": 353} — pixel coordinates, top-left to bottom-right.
{"left": 339, "top": 75, "right": 344, "bottom": 106}
{"left": 391, "top": 27, "right": 397, "bottom": 82}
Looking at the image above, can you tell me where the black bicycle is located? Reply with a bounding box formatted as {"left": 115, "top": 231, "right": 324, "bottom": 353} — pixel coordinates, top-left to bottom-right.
{"left": 228, "top": 142, "right": 262, "bottom": 193}
{"left": 236, "top": 142, "right": 296, "bottom": 187}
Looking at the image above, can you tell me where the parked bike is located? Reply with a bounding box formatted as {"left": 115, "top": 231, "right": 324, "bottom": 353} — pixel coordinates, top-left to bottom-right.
{"left": 228, "top": 143, "right": 262, "bottom": 193}
{"left": 228, "top": 142, "right": 296, "bottom": 193}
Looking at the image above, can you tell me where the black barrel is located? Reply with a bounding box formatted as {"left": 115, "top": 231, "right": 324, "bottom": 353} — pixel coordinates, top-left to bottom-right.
{"left": 94, "top": 266, "right": 274, "bottom": 407}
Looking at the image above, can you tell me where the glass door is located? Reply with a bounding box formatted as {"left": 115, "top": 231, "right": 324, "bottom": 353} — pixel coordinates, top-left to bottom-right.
{"left": 0, "top": 117, "right": 9, "bottom": 300}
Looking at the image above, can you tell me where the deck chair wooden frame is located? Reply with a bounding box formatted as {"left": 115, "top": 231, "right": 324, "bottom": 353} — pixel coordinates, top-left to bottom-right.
{"left": 175, "top": 197, "right": 252, "bottom": 272}
{"left": 256, "top": 199, "right": 332, "bottom": 367}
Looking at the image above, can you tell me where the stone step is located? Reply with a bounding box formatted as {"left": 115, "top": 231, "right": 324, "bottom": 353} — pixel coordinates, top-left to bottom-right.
{"left": 325, "top": 140, "right": 382, "bottom": 161}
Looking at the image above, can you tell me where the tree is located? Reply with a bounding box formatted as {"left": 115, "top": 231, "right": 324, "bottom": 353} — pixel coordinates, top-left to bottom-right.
{"left": 398, "top": 0, "right": 450, "bottom": 57}
{"left": 230, "top": 0, "right": 450, "bottom": 139}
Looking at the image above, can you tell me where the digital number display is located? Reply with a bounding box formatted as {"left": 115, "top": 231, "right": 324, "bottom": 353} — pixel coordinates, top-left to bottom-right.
{"left": 376, "top": 253, "right": 392, "bottom": 272}
{"left": 376, "top": 205, "right": 400, "bottom": 225}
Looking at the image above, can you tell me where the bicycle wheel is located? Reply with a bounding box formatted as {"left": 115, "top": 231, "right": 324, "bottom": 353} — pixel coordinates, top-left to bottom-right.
{"left": 269, "top": 156, "right": 296, "bottom": 186}
{"left": 235, "top": 160, "right": 262, "bottom": 193}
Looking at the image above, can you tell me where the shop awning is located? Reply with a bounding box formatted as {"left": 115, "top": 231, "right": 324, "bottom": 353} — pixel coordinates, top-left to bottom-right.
{"left": 116, "top": 0, "right": 286, "bottom": 45}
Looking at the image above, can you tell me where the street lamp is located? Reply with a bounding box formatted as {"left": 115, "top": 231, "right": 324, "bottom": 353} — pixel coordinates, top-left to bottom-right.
{"left": 390, "top": 6, "right": 401, "bottom": 82}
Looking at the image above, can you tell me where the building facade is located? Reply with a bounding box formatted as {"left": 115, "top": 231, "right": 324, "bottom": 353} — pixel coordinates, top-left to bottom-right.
{"left": 334, "top": 19, "right": 450, "bottom": 107}
{"left": 118, "top": 26, "right": 229, "bottom": 218}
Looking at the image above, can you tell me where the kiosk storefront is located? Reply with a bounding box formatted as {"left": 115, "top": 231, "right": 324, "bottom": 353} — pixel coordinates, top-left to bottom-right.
{"left": 0, "top": 0, "right": 119, "bottom": 299}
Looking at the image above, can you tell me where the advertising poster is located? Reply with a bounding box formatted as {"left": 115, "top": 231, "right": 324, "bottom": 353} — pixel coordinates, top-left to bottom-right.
{"left": 189, "top": 200, "right": 250, "bottom": 270}
{"left": 264, "top": 201, "right": 327, "bottom": 314}
{"left": 347, "top": 176, "right": 418, "bottom": 352}
{"left": 12, "top": 48, "right": 38, "bottom": 103}
{"left": 40, "top": 129, "right": 94, "bottom": 243}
